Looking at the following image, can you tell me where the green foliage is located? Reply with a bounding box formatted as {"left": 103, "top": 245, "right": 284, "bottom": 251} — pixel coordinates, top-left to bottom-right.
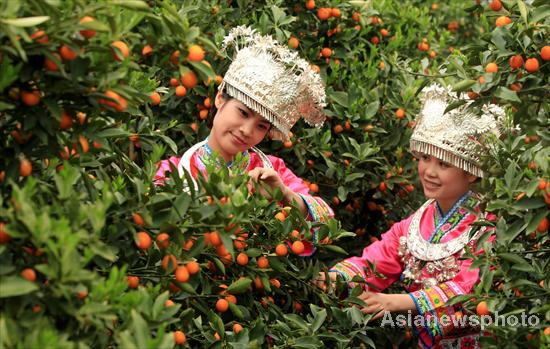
{"left": 0, "top": 0, "right": 548, "bottom": 348}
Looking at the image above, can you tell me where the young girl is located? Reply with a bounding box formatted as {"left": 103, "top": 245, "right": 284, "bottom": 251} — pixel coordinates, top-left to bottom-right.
{"left": 154, "top": 26, "right": 333, "bottom": 255}
{"left": 317, "top": 84, "right": 504, "bottom": 348}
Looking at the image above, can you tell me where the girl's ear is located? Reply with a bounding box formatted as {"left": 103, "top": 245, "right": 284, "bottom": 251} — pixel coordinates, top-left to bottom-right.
{"left": 214, "top": 90, "right": 225, "bottom": 109}
{"left": 466, "top": 173, "right": 478, "bottom": 184}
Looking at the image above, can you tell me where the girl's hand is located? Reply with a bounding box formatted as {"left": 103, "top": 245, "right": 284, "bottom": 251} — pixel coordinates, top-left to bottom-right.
{"left": 357, "top": 292, "right": 417, "bottom": 320}
{"left": 248, "top": 167, "right": 287, "bottom": 199}
{"left": 312, "top": 271, "right": 339, "bottom": 291}
{"left": 247, "top": 168, "right": 308, "bottom": 215}
{"left": 357, "top": 291, "right": 392, "bottom": 320}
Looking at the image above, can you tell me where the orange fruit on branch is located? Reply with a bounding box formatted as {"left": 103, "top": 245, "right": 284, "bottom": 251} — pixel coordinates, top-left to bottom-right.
{"left": 186, "top": 261, "right": 200, "bottom": 274}
{"left": 21, "top": 268, "right": 37, "bottom": 281}
{"left": 180, "top": 70, "right": 198, "bottom": 89}
{"left": 21, "top": 90, "right": 41, "bottom": 106}
{"left": 79, "top": 16, "right": 97, "bottom": 38}
{"left": 236, "top": 252, "right": 249, "bottom": 266}
{"left": 162, "top": 254, "right": 178, "bottom": 271}
{"left": 141, "top": 44, "right": 153, "bottom": 56}
{"left": 509, "top": 54, "right": 523, "bottom": 69}
{"left": 156, "top": 233, "right": 170, "bottom": 249}
{"left": 395, "top": 108, "right": 405, "bottom": 119}
{"left": 291, "top": 240, "right": 305, "bottom": 254}
{"left": 175, "top": 85, "right": 187, "bottom": 97}
{"left": 150, "top": 92, "right": 161, "bottom": 105}
{"left": 317, "top": 7, "right": 331, "bottom": 20}
{"left": 495, "top": 16, "right": 511, "bottom": 27}
{"left": 489, "top": 0, "right": 502, "bottom": 11}
{"left": 187, "top": 44, "right": 205, "bottom": 62}
{"left": 136, "top": 232, "right": 152, "bottom": 250}
{"left": 60, "top": 45, "right": 78, "bottom": 61}
{"left": 275, "top": 243, "right": 288, "bottom": 256}
{"left": 476, "top": 301, "right": 490, "bottom": 316}
{"left": 257, "top": 256, "right": 269, "bottom": 268}
{"left": 173, "top": 331, "right": 186, "bottom": 345}
{"left": 20, "top": 158, "right": 32, "bottom": 177}
{"left": 524, "top": 58, "right": 539, "bottom": 73}
{"left": 127, "top": 275, "right": 139, "bottom": 288}
{"left": 288, "top": 37, "right": 299, "bottom": 49}
{"left": 485, "top": 62, "right": 498, "bottom": 73}
{"left": 111, "top": 40, "right": 129, "bottom": 61}
{"left": 175, "top": 265, "right": 190, "bottom": 283}
{"left": 215, "top": 298, "right": 229, "bottom": 312}
{"left": 541, "top": 46, "right": 550, "bottom": 61}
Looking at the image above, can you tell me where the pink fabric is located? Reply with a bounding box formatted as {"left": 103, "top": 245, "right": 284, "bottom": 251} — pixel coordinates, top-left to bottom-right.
{"left": 154, "top": 156, "right": 180, "bottom": 185}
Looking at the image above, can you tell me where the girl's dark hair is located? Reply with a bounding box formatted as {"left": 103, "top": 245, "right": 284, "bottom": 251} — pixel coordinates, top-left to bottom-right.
{"left": 206, "top": 92, "right": 232, "bottom": 128}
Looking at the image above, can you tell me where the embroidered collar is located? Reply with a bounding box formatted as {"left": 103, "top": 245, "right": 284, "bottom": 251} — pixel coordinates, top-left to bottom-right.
{"left": 429, "top": 191, "right": 472, "bottom": 242}
{"left": 195, "top": 137, "right": 251, "bottom": 176}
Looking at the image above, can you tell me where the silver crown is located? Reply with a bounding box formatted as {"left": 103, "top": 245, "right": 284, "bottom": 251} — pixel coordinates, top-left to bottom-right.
{"left": 219, "top": 26, "right": 326, "bottom": 140}
{"left": 410, "top": 84, "right": 505, "bottom": 177}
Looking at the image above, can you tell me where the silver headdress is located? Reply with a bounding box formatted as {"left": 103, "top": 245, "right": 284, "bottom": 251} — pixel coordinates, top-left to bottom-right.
{"left": 410, "top": 84, "right": 505, "bottom": 178}
{"left": 219, "top": 26, "right": 326, "bottom": 140}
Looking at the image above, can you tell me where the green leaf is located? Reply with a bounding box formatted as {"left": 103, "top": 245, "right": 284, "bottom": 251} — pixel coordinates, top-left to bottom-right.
{"left": 96, "top": 128, "right": 131, "bottom": 138}
{"left": 1, "top": 16, "right": 50, "bottom": 27}
{"left": 512, "top": 197, "right": 545, "bottom": 210}
{"left": 111, "top": 0, "right": 150, "bottom": 10}
{"left": 499, "top": 253, "right": 535, "bottom": 273}
{"left": 328, "top": 91, "right": 349, "bottom": 108}
{"left": 0, "top": 56, "right": 21, "bottom": 93}
{"left": 322, "top": 245, "right": 348, "bottom": 255}
{"left": 0, "top": 101, "right": 15, "bottom": 111}
{"left": 364, "top": 100, "right": 379, "bottom": 118}
{"left": 491, "top": 29, "right": 507, "bottom": 51}
{"left": 530, "top": 5, "right": 550, "bottom": 24}
{"left": 516, "top": 0, "right": 528, "bottom": 25}
{"left": 452, "top": 79, "right": 476, "bottom": 92}
{"left": 226, "top": 277, "right": 252, "bottom": 294}
{"left": 79, "top": 19, "right": 110, "bottom": 32}
{"left": 0, "top": 276, "right": 39, "bottom": 298}
{"left": 444, "top": 100, "right": 467, "bottom": 114}
{"left": 310, "top": 308, "right": 327, "bottom": 334}
{"left": 494, "top": 87, "right": 521, "bottom": 103}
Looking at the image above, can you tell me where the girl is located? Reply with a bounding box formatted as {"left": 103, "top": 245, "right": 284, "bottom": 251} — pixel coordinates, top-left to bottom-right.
{"left": 317, "top": 84, "right": 504, "bottom": 348}
{"left": 154, "top": 26, "right": 333, "bottom": 255}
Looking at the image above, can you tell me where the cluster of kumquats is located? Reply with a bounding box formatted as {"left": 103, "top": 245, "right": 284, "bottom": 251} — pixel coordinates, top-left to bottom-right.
{"left": 0, "top": 0, "right": 548, "bottom": 348}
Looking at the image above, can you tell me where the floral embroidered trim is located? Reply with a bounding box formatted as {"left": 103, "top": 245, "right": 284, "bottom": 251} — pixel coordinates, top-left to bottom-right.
{"left": 330, "top": 260, "right": 366, "bottom": 290}
{"left": 410, "top": 282, "right": 464, "bottom": 343}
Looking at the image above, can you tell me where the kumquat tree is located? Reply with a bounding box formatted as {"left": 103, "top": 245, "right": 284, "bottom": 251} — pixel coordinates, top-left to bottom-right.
{"left": 0, "top": 0, "right": 548, "bottom": 348}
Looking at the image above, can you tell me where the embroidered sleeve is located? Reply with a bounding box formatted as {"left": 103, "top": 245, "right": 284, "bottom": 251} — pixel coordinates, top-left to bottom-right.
{"left": 329, "top": 218, "right": 409, "bottom": 291}
{"left": 408, "top": 257, "right": 482, "bottom": 343}
{"left": 154, "top": 156, "right": 181, "bottom": 185}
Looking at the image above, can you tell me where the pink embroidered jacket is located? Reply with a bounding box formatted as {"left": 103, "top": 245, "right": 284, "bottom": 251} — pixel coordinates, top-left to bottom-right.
{"left": 154, "top": 145, "right": 334, "bottom": 256}
{"left": 331, "top": 200, "right": 494, "bottom": 349}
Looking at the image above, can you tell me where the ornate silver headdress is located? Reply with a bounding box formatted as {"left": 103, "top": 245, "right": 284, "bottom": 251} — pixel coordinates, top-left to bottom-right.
{"left": 219, "top": 26, "right": 326, "bottom": 140}
{"left": 410, "top": 84, "right": 505, "bottom": 178}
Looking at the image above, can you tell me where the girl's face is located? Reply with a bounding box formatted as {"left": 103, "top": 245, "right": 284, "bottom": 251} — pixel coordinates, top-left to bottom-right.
{"left": 417, "top": 153, "right": 477, "bottom": 213}
{"left": 209, "top": 92, "right": 271, "bottom": 161}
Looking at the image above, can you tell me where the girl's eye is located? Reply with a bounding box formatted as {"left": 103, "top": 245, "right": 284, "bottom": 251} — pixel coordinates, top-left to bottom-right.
{"left": 421, "top": 154, "right": 430, "bottom": 161}
{"left": 239, "top": 108, "right": 248, "bottom": 117}
{"left": 257, "top": 123, "right": 268, "bottom": 130}
{"left": 439, "top": 161, "right": 450, "bottom": 168}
